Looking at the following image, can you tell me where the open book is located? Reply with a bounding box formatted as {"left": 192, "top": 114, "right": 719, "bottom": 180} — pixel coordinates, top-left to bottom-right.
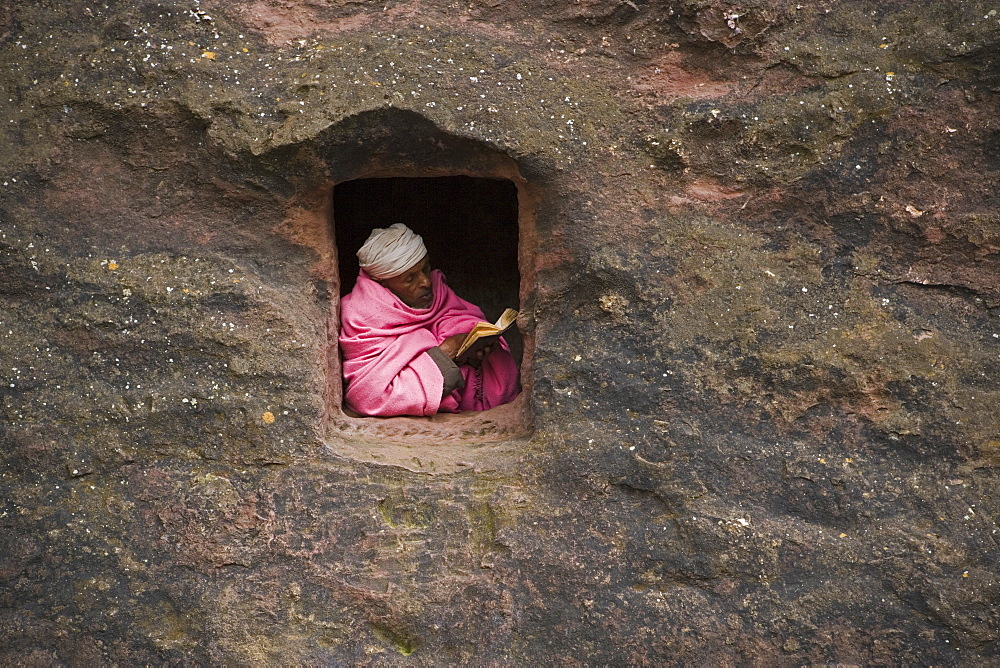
{"left": 455, "top": 308, "right": 518, "bottom": 363}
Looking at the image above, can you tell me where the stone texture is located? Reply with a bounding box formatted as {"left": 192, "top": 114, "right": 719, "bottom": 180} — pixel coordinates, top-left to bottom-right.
{"left": 1, "top": 0, "right": 998, "bottom": 663}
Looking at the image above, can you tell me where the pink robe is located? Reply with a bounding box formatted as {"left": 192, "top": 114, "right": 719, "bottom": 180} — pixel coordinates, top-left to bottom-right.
{"left": 339, "top": 269, "right": 520, "bottom": 417}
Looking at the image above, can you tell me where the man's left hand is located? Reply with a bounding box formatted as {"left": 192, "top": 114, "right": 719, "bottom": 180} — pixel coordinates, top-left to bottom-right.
{"left": 464, "top": 341, "right": 496, "bottom": 369}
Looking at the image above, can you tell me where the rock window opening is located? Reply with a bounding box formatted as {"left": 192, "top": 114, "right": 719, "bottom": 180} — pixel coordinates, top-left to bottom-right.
{"left": 333, "top": 175, "right": 523, "bottom": 365}
{"left": 324, "top": 168, "right": 534, "bottom": 453}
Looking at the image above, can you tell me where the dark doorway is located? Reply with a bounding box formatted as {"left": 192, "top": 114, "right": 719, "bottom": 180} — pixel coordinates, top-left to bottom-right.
{"left": 333, "top": 175, "right": 522, "bottom": 362}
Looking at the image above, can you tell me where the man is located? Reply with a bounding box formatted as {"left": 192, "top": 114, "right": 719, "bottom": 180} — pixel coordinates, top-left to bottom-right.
{"left": 339, "top": 223, "right": 520, "bottom": 417}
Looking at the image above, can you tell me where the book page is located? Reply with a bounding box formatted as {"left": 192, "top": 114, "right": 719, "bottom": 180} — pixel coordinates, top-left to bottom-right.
{"left": 495, "top": 308, "right": 517, "bottom": 330}
{"left": 455, "top": 308, "right": 518, "bottom": 357}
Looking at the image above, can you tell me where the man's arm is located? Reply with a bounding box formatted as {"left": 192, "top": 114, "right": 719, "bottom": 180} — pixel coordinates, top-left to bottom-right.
{"left": 341, "top": 324, "right": 450, "bottom": 416}
{"left": 426, "top": 346, "right": 466, "bottom": 397}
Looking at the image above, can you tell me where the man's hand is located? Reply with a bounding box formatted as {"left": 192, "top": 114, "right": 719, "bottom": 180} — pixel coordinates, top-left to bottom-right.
{"left": 438, "top": 333, "right": 497, "bottom": 368}
{"left": 465, "top": 341, "right": 496, "bottom": 369}
{"left": 438, "top": 333, "right": 468, "bottom": 359}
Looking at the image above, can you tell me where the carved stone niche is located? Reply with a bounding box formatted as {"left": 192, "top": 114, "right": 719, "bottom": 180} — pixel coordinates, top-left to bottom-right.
{"left": 300, "top": 109, "right": 538, "bottom": 465}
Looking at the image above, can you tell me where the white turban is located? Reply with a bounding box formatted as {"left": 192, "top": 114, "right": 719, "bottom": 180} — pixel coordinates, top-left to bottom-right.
{"left": 356, "top": 223, "right": 428, "bottom": 280}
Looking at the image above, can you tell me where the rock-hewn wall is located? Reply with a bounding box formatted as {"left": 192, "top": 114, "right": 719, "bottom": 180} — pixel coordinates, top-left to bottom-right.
{"left": 2, "top": 0, "right": 998, "bottom": 663}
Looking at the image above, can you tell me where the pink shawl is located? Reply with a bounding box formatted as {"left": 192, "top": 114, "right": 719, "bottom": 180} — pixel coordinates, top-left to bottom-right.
{"left": 339, "top": 269, "right": 520, "bottom": 417}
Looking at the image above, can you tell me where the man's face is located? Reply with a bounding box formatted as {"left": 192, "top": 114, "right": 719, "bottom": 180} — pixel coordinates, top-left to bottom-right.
{"left": 380, "top": 256, "right": 433, "bottom": 308}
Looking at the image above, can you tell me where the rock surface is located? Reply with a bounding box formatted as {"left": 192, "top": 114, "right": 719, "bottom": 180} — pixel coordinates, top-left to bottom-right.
{"left": 1, "top": 0, "right": 998, "bottom": 663}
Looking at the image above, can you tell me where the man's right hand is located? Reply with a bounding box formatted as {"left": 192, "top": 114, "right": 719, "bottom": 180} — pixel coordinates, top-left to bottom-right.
{"left": 438, "top": 333, "right": 468, "bottom": 360}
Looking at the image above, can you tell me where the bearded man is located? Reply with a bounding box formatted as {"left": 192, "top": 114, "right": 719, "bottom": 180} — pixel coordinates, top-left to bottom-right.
{"left": 339, "top": 223, "right": 520, "bottom": 417}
